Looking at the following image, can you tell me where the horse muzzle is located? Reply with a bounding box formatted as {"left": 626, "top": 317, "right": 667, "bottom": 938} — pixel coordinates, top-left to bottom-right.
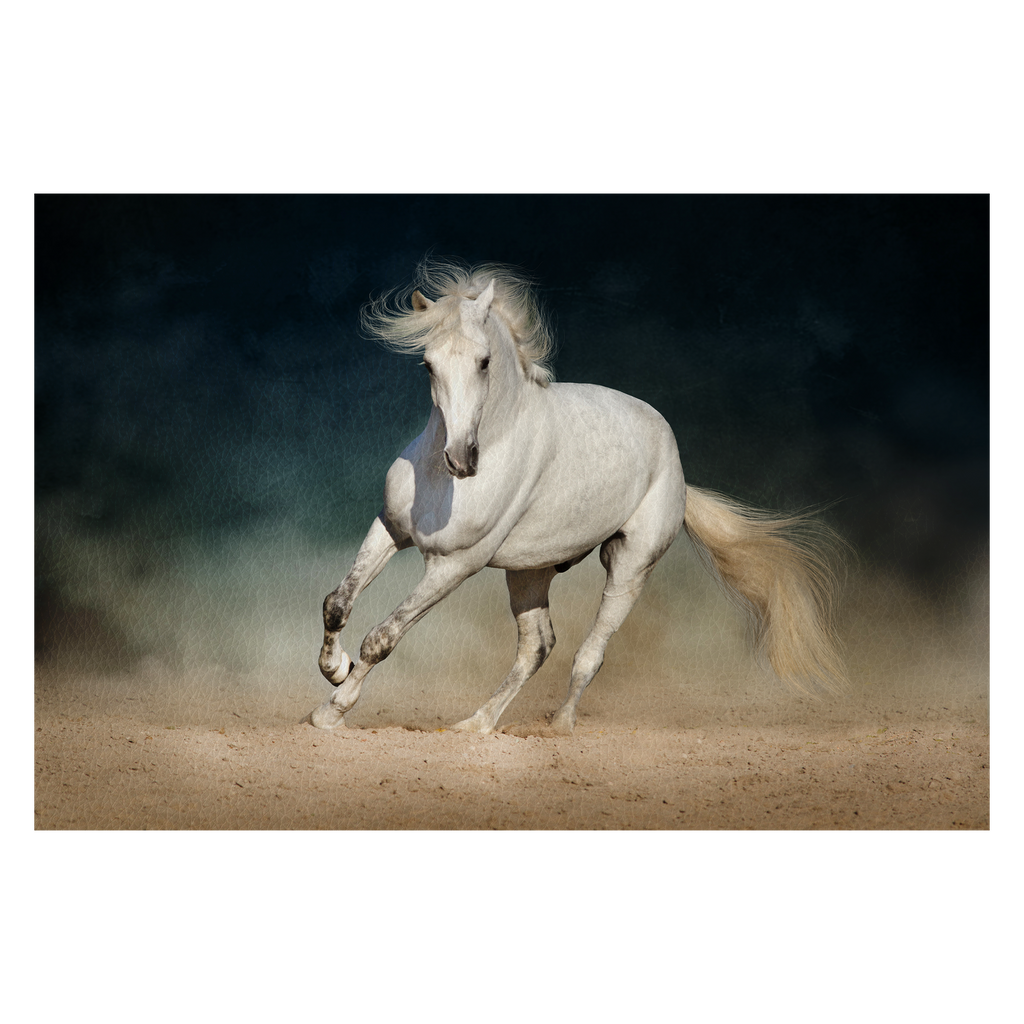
{"left": 443, "top": 441, "right": 479, "bottom": 478}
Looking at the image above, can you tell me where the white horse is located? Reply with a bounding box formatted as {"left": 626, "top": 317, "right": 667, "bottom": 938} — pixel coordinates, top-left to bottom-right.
{"left": 310, "top": 261, "right": 845, "bottom": 734}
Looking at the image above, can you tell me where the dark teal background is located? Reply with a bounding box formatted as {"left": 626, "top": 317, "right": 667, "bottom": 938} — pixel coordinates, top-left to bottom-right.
{"left": 35, "top": 195, "right": 988, "bottom": 668}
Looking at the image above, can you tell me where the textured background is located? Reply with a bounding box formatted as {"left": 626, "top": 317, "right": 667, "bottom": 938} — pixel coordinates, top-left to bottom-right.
{"left": 35, "top": 195, "right": 988, "bottom": 697}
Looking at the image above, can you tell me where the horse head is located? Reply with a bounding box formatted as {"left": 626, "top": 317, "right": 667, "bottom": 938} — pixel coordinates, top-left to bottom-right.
{"left": 416, "top": 280, "right": 497, "bottom": 479}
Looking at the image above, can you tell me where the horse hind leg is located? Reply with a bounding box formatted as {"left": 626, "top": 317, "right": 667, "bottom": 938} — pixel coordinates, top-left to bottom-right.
{"left": 450, "top": 567, "right": 558, "bottom": 734}
{"left": 550, "top": 516, "right": 678, "bottom": 735}
{"left": 549, "top": 575, "right": 647, "bottom": 734}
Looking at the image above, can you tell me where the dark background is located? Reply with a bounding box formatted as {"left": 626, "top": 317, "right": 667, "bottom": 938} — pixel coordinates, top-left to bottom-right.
{"left": 35, "top": 195, "right": 989, "bottom": 666}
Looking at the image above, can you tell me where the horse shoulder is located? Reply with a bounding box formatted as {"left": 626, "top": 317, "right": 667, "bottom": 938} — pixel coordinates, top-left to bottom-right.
{"left": 382, "top": 453, "right": 415, "bottom": 530}
{"left": 382, "top": 426, "right": 436, "bottom": 531}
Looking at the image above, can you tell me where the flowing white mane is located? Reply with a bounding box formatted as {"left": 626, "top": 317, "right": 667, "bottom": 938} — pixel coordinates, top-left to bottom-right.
{"left": 360, "top": 258, "right": 556, "bottom": 386}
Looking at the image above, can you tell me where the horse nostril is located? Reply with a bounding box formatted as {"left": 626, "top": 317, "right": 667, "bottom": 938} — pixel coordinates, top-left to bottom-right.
{"left": 443, "top": 444, "right": 478, "bottom": 478}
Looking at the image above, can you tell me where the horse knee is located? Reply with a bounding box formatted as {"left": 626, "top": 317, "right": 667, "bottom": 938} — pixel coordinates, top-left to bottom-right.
{"left": 323, "top": 588, "right": 351, "bottom": 632}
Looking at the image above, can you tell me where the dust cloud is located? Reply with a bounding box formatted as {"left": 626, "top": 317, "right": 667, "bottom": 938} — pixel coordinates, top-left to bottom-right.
{"left": 34, "top": 501, "right": 989, "bottom": 830}
{"left": 35, "top": 498, "right": 988, "bottom": 735}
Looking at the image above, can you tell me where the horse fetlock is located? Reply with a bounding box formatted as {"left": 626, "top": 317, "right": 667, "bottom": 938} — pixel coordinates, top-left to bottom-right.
{"left": 319, "top": 634, "right": 354, "bottom": 685}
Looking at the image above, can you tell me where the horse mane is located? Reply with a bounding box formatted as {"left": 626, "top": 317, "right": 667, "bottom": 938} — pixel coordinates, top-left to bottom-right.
{"left": 360, "top": 257, "right": 556, "bottom": 386}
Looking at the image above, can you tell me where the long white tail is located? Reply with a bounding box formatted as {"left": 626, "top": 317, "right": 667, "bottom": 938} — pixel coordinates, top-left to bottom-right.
{"left": 683, "top": 485, "right": 847, "bottom": 695}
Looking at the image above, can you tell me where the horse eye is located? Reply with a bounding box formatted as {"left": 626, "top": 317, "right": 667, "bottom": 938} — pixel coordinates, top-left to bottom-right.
{"left": 480, "top": 357, "right": 490, "bottom": 372}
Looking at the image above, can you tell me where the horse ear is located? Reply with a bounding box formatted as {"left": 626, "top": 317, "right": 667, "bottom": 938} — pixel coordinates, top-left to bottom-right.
{"left": 474, "top": 279, "right": 496, "bottom": 314}
{"left": 411, "top": 290, "right": 434, "bottom": 312}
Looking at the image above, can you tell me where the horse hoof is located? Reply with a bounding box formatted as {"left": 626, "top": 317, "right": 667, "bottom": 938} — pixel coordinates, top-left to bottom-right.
{"left": 450, "top": 715, "right": 493, "bottom": 734}
{"left": 548, "top": 713, "right": 575, "bottom": 736}
{"left": 309, "top": 700, "right": 346, "bottom": 730}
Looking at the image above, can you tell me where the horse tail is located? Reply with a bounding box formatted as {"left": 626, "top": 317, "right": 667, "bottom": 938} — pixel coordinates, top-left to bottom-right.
{"left": 682, "top": 485, "right": 848, "bottom": 695}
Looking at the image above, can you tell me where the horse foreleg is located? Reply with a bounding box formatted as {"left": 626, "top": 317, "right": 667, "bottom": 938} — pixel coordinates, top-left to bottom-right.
{"left": 451, "top": 567, "right": 558, "bottom": 734}
{"left": 310, "top": 553, "right": 478, "bottom": 729}
{"left": 319, "top": 514, "right": 409, "bottom": 686}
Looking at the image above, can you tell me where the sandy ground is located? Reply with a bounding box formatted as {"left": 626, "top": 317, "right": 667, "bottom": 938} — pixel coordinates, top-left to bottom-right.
{"left": 35, "top": 549, "right": 989, "bottom": 830}
{"left": 35, "top": 677, "right": 988, "bottom": 830}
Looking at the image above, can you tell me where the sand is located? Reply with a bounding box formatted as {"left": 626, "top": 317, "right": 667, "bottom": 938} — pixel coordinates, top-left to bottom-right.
{"left": 34, "top": 547, "right": 988, "bottom": 830}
